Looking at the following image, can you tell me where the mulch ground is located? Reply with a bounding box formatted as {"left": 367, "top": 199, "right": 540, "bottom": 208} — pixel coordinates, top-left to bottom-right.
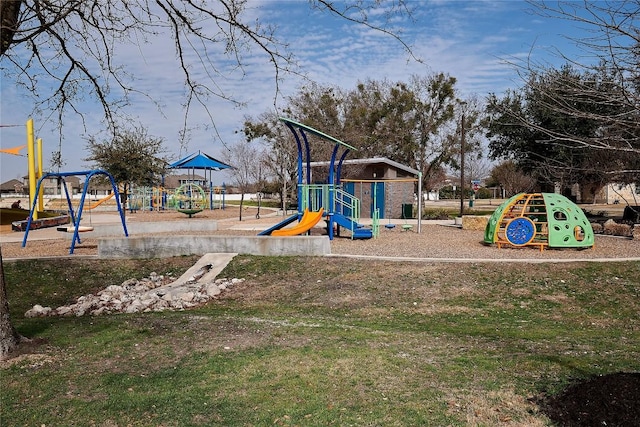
{"left": 538, "top": 372, "right": 640, "bottom": 426}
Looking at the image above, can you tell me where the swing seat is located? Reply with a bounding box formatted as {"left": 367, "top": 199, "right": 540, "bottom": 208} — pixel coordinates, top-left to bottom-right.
{"left": 177, "top": 208, "right": 203, "bottom": 218}
{"left": 57, "top": 226, "right": 94, "bottom": 233}
{"left": 385, "top": 223, "right": 396, "bottom": 229}
{"left": 402, "top": 224, "right": 413, "bottom": 231}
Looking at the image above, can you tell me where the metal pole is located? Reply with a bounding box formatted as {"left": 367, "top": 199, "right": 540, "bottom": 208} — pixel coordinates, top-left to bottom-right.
{"left": 417, "top": 172, "right": 422, "bottom": 234}
{"left": 26, "top": 118, "right": 38, "bottom": 220}
{"left": 459, "top": 113, "right": 465, "bottom": 218}
{"left": 37, "top": 137, "right": 44, "bottom": 212}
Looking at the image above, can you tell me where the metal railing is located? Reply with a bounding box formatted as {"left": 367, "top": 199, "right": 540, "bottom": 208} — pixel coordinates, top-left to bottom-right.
{"left": 300, "top": 184, "right": 360, "bottom": 219}
{"left": 299, "top": 183, "right": 379, "bottom": 238}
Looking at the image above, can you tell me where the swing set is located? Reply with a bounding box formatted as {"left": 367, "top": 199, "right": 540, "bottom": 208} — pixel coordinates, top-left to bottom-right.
{"left": 22, "top": 170, "right": 128, "bottom": 254}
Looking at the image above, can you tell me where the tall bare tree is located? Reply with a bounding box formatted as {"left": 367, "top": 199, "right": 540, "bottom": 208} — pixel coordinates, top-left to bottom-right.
{"left": 488, "top": 160, "right": 537, "bottom": 197}
{"left": 1, "top": 1, "right": 417, "bottom": 141}
{"left": 485, "top": 64, "right": 634, "bottom": 198}
{"left": 243, "top": 112, "right": 298, "bottom": 212}
{"left": 223, "top": 140, "right": 263, "bottom": 222}
{"left": 483, "top": 1, "right": 640, "bottom": 204}
{"left": 0, "top": 0, "right": 417, "bottom": 359}
{"left": 508, "top": 1, "right": 640, "bottom": 175}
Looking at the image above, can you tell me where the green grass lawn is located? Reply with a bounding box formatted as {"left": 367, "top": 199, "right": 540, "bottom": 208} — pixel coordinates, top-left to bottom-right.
{"left": 2, "top": 256, "right": 639, "bottom": 426}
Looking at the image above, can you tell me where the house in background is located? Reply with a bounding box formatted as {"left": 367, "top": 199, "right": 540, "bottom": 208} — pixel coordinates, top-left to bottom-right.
{"left": 599, "top": 183, "right": 640, "bottom": 204}
{"left": 311, "top": 157, "right": 420, "bottom": 219}
{"left": 163, "top": 173, "right": 208, "bottom": 191}
{"left": 0, "top": 175, "right": 82, "bottom": 197}
{"left": 85, "top": 180, "right": 114, "bottom": 197}
{"left": 0, "top": 179, "right": 25, "bottom": 196}
{"left": 25, "top": 174, "right": 81, "bottom": 196}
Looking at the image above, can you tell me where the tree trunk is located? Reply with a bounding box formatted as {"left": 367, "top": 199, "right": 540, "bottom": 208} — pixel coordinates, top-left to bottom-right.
{"left": 0, "top": 0, "right": 23, "bottom": 57}
{"left": 256, "top": 192, "right": 261, "bottom": 219}
{"left": 121, "top": 183, "right": 129, "bottom": 220}
{"left": 0, "top": 247, "right": 22, "bottom": 360}
{"left": 239, "top": 193, "right": 244, "bottom": 221}
{"left": 281, "top": 181, "right": 287, "bottom": 214}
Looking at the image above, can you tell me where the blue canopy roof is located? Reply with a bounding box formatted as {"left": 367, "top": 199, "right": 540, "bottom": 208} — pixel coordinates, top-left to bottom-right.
{"left": 169, "top": 151, "right": 232, "bottom": 170}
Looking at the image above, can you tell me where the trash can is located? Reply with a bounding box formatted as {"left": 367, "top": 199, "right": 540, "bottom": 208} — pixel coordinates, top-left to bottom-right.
{"left": 402, "top": 203, "right": 413, "bottom": 219}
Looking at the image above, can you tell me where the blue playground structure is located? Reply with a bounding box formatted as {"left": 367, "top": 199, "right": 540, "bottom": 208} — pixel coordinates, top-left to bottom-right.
{"left": 168, "top": 151, "right": 232, "bottom": 216}
{"left": 22, "top": 170, "right": 128, "bottom": 254}
{"left": 259, "top": 117, "right": 375, "bottom": 239}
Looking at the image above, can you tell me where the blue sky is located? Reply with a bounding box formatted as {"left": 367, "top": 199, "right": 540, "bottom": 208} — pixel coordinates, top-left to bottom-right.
{"left": 0, "top": 0, "right": 589, "bottom": 184}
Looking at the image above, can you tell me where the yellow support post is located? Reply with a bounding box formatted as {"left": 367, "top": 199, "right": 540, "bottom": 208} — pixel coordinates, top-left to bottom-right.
{"left": 37, "top": 137, "right": 44, "bottom": 212}
{"left": 26, "top": 118, "right": 38, "bottom": 220}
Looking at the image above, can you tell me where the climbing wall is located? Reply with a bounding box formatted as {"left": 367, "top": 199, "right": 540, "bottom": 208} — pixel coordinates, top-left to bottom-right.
{"left": 484, "top": 193, "right": 594, "bottom": 250}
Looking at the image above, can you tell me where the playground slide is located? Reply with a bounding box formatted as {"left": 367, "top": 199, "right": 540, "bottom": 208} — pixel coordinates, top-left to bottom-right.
{"left": 333, "top": 213, "right": 373, "bottom": 239}
{"left": 86, "top": 193, "right": 114, "bottom": 210}
{"left": 271, "top": 208, "right": 324, "bottom": 236}
{"left": 258, "top": 213, "right": 299, "bottom": 236}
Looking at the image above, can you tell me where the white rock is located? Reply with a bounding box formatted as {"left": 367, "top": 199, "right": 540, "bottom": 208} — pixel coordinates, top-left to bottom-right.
{"left": 125, "top": 300, "right": 143, "bottom": 313}
{"left": 121, "top": 279, "right": 138, "bottom": 287}
{"left": 206, "top": 287, "right": 216, "bottom": 295}
{"left": 103, "top": 285, "right": 124, "bottom": 294}
{"left": 180, "top": 292, "right": 195, "bottom": 302}
{"left": 25, "top": 305, "right": 52, "bottom": 318}
{"left": 140, "top": 297, "right": 158, "bottom": 308}
{"left": 24, "top": 267, "right": 244, "bottom": 317}
{"left": 91, "top": 307, "right": 107, "bottom": 316}
{"left": 56, "top": 306, "right": 73, "bottom": 316}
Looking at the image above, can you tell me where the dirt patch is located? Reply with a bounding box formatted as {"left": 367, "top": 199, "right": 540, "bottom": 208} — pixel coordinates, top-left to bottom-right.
{"left": 538, "top": 372, "right": 640, "bottom": 426}
{"left": 0, "top": 338, "right": 57, "bottom": 369}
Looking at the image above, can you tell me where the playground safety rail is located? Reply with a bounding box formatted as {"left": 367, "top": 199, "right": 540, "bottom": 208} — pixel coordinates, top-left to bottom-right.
{"left": 299, "top": 183, "right": 371, "bottom": 238}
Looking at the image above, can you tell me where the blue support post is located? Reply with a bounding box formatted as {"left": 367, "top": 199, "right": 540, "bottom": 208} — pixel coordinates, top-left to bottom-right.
{"left": 22, "top": 170, "right": 128, "bottom": 254}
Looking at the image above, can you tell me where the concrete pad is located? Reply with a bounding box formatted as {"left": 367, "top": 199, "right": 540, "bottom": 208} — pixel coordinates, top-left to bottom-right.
{"left": 158, "top": 253, "right": 237, "bottom": 292}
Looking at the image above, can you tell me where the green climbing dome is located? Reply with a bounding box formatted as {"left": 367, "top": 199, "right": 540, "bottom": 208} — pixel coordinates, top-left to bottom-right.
{"left": 484, "top": 193, "right": 594, "bottom": 250}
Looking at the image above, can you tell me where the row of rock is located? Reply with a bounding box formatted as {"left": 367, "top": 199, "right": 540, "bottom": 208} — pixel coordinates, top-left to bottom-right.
{"left": 25, "top": 271, "right": 244, "bottom": 318}
{"left": 592, "top": 219, "right": 640, "bottom": 239}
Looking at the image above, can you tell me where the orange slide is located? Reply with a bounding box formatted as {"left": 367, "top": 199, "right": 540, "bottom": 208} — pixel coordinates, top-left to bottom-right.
{"left": 86, "top": 193, "right": 114, "bottom": 210}
{"left": 271, "top": 208, "right": 324, "bottom": 236}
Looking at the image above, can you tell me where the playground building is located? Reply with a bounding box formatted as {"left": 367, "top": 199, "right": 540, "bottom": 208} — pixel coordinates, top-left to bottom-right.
{"left": 310, "top": 157, "right": 418, "bottom": 220}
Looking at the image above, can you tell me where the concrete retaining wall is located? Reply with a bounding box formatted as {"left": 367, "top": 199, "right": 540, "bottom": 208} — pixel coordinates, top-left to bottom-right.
{"left": 98, "top": 235, "right": 331, "bottom": 258}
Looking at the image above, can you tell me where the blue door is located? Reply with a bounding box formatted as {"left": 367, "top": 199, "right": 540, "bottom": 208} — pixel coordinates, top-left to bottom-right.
{"left": 371, "top": 182, "right": 385, "bottom": 218}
